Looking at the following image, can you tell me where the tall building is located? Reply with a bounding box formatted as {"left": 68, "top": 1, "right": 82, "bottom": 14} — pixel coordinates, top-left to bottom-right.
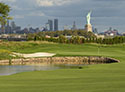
{"left": 48, "top": 20, "right": 53, "bottom": 31}
{"left": 5, "top": 20, "right": 12, "bottom": 34}
{"left": 45, "top": 23, "right": 49, "bottom": 31}
{"left": 71, "top": 21, "right": 77, "bottom": 30}
{"left": 11, "top": 21, "right": 16, "bottom": 31}
{"left": 54, "top": 19, "right": 58, "bottom": 31}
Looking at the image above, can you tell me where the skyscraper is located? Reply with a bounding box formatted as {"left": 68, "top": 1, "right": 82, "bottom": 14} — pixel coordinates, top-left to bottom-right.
{"left": 71, "top": 21, "right": 77, "bottom": 30}
{"left": 11, "top": 21, "right": 16, "bottom": 31}
{"left": 48, "top": 20, "right": 53, "bottom": 31}
{"left": 45, "top": 23, "right": 49, "bottom": 31}
{"left": 5, "top": 20, "right": 12, "bottom": 34}
{"left": 54, "top": 19, "right": 58, "bottom": 31}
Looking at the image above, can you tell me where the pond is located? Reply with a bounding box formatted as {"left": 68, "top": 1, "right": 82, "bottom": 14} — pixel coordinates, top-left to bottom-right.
{"left": 0, "top": 64, "right": 84, "bottom": 76}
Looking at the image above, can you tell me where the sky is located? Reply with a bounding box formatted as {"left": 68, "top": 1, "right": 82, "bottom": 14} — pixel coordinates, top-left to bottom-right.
{"left": 1, "top": 0, "right": 125, "bottom": 33}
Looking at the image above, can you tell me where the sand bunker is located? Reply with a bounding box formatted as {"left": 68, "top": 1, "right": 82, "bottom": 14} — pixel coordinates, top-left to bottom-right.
{"left": 13, "top": 52, "right": 56, "bottom": 58}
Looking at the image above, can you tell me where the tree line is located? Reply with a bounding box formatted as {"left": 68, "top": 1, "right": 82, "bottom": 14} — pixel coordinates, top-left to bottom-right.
{"left": 27, "top": 30, "right": 125, "bottom": 45}
{"left": 37, "top": 30, "right": 96, "bottom": 38}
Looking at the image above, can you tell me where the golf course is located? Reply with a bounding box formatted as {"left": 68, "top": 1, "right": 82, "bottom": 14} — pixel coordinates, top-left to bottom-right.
{"left": 0, "top": 41, "right": 125, "bottom": 92}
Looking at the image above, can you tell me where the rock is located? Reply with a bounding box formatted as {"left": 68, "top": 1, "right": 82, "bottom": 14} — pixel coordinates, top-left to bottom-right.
{"left": 0, "top": 56, "right": 120, "bottom": 65}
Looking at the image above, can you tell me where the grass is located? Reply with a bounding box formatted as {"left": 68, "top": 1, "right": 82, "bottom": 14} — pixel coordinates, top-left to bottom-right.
{"left": 0, "top": 41, "right": 125, "bottom": 92}
{"left": 0, "top": 49, "right": 13, "bottom": 60}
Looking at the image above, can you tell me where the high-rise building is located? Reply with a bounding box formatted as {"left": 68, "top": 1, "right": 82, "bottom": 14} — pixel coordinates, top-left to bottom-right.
{"left": 5, "top": 20, "right": 12, "bottom": 34}
{"left": 71, "top": 21, "right": 77, "bottom": 30}
{"left": 11, "top": 21, "right": 16, "bottom": 31}
{"left": 54, "top": 19, "right": 58, "bottom": 31}
{"left": 48, "top": 20, "right": 53, "bottom": 31}
{"left": 45, "top": 23, "right": 49, "bottom": 31}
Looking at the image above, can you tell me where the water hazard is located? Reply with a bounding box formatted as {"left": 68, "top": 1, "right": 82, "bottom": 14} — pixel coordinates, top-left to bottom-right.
{"left": 0, "top": 64, "right": 84, "bottom": 76}
{"left": 0, "top": 65, "right": 60, "bottom": 76}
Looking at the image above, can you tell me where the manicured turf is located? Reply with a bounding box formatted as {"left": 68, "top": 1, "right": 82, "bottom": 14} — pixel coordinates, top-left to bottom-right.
{"left": 0, "top": 41, "right": 125, "bottom": 92}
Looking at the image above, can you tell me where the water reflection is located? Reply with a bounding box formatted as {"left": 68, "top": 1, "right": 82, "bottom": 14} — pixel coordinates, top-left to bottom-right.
{"left": 0, "top": 64, "right": 86, "bottom": 76}
{"left": 0, "top": 65, "right": 60, "bottom": 76}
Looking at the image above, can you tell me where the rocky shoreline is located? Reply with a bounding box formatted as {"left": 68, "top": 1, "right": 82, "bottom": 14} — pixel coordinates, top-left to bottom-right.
{"left": 0, "top": 56, "right": 120, "bottom": 65}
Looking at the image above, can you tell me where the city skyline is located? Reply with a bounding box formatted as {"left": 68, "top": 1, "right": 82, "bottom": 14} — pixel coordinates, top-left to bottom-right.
{"left": 1, "top": 0, "right": 125, "bottom": 33}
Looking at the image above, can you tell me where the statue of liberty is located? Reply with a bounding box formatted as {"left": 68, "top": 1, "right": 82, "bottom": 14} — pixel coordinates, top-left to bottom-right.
{"left": 86, "top": 11, "right": 92, "bottom": 25}
{"left": 85, "top": 11, "right": 93, "bottom": 32}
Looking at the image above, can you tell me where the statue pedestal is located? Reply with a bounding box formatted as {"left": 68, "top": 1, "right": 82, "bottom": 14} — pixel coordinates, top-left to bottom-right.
{"left": 85, "top": 24, "right": 92, "bottom": 32}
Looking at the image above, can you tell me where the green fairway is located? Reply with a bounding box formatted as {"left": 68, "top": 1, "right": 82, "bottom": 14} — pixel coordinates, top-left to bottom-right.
{"left": 0, "top": 41, "right": 125, "bottom": 92}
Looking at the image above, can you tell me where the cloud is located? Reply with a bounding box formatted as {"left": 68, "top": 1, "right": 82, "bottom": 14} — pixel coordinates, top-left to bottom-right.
{"left": 93, "top": 0, "right": 125, "bottom": 2}
{"left": 35, "top": 0, "right": 80, "bottom": 7}
{"left": 27, "top": 11, "right": 45, "bottom": 16}
{"left": 11, "top": 5, "right": 23, "bottom": 10}
{"left": 14, "top": 15, "right": 24, "bottom": 19}
{"left": 0, "top": 0, "right": 16, "bottom": 3}
{"left": 13, "top": 11, "right": 45, "bottom": 19}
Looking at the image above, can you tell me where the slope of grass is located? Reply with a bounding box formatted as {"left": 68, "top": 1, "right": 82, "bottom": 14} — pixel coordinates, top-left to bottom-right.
{"left": 0, "top": 41, "right": 125, "bottom": 92}
{"left": 0, "top": 49, "right": 13, "bottom": 60}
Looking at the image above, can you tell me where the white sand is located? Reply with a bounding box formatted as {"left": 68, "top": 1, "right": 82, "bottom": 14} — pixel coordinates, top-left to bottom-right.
{"left": 13, "top": 52, "right": 56, "bottom": 58}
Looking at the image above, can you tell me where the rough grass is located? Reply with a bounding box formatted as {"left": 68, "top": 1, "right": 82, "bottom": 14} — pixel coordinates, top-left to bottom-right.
{"left": 0, "top": 49, "right": 13, "bottom": 60}
{"left": 0, "top": 41, "right": 125, "bottom": 92}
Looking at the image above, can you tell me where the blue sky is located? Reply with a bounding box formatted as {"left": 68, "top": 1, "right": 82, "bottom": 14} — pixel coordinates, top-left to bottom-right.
{"left": 1, "top": 0, "right": 125, "bottom": 33}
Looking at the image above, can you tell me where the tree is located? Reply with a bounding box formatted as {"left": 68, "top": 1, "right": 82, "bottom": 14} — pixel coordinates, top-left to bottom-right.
{"left": 0, "top": 3, "right": 12, "bottom": 34}
{"left": 58, "top": 35, "right": 67, "bottom": 43}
